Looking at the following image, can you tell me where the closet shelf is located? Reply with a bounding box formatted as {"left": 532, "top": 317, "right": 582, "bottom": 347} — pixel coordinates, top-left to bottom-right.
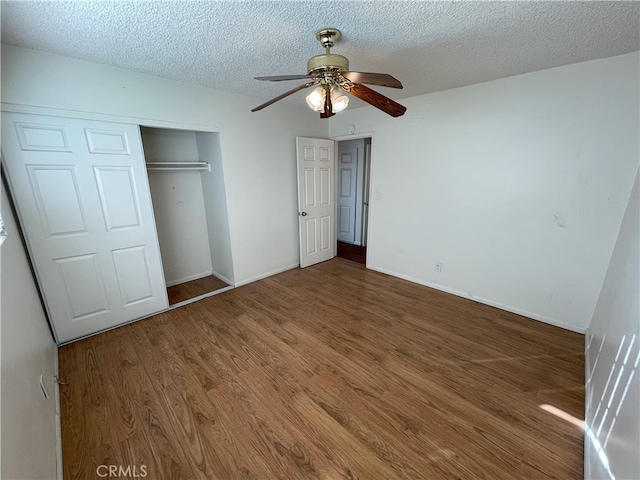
{"left": 146, "top": 161, "right": 210, "bottom": 172}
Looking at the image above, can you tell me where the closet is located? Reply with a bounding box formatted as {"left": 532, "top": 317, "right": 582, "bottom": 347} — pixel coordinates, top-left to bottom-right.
{"left": 1, "top": 112, "right": 234, "bottom": 343}
{"left": 140, "top": 127, "right": 234, "bottom": 306}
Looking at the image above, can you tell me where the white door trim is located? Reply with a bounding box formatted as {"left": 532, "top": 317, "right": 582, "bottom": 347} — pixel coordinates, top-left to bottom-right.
{"left": 1, "top": 102, "right": 220, "bottom": 134}
{"left": 330, "top": 131, "right": 375, "bottom": 142}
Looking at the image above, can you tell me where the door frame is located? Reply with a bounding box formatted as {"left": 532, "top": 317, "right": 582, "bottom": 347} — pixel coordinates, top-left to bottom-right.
{"left": 331, "top": 132, "right": 375, "bottom": 266}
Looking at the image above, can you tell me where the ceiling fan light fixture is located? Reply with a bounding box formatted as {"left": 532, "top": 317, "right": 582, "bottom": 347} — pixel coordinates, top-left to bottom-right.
{"left": 305, "top": 86, "right": 325, "bottom": 112}
{"left": 330, "top": 85, "right": 349, "bottom": 112}
{"left": 306, "top": 85, "right": 349, "bottom": 113}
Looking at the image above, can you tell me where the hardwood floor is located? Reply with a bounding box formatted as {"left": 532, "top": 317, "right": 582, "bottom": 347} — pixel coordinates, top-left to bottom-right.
{"left": 337, "top": 241, "right": 366, "bottom": 265}
{"left": 167, "top": 275, "right": 230, "bottom": 305}
{"left": 59, "top": 258, "right": 584, "bottom": 479}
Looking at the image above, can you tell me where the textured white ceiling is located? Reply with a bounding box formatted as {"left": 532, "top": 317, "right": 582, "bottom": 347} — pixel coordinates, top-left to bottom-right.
{"left": 2, "top": 1, "right": 639, "bottom": 111}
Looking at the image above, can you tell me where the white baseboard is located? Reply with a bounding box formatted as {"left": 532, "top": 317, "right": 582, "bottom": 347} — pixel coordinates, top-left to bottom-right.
{"left": 165, "top": 270, "right": 213, "bottom": 287}
{"left": 234, "top": 263, "right": 299, "bottom": 287}
{"left": 372, "top": 266, "right": 586, "bottom": 334}
{"left": 210, "top": 270, "right": 234, "bottom": 287}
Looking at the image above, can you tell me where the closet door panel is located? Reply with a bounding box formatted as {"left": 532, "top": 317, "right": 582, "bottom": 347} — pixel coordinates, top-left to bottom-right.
{"left": 15, "top": 122, "right": 72, "bottom": 152}
{"left": 85, "top": 128, "right": 131, "bottom": 155}
{"left": 2, "top": 112, "right": 168, "bottom": 343}
{"left": 26, "top": 165, "right": 89, "bottom": 236}
{"left": 93, "top": 166, "right": 142, "bottom": 230}
{"left": 111, "top": 245, "right": 155, "bottom": 306}
{"left": 55, "top": 253, "right": 110, "bottom": 320}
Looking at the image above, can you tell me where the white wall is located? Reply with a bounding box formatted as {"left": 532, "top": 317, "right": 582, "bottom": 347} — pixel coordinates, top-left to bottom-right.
{"left": 196, "top": 132, "right": 235, "bottom": 284}
{"left": 141, "top": 127, "right": 214, "bottom": 286}
{"left": 329, "top": 52, "right": 639, "bottom": 332}
{"left": 1, "top": 179, "right": 59, "bottom": 480}
{"left": 585, "top": 169, "right": 639, "bottom": 479}
{"left": 1, "top": 44, "right": 327, "bottom": 285}
{"left": 3, "top": 44, "right": 637, "bottom": 332}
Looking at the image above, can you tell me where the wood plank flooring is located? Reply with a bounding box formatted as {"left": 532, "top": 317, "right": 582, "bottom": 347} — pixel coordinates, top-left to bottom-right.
{"left": 337, "top": 241, "right": 366, "bottom": 265}
{"left": 59, "top": 258, "right": 584, "bottom": 479}
{"left": 167, "top": 275, "right": 229, "bottom": 305}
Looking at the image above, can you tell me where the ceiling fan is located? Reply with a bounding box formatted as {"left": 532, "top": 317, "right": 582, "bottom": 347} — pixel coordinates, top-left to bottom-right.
{"left": 251, "top": 28, "right": 407, "bottom": 118}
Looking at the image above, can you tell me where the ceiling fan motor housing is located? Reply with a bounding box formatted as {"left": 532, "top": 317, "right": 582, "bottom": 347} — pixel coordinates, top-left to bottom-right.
{"left": 307, "top": 53, "right": 349, "bottom": 74}
{"left": 307, "top": 28, "right": 348, "bottom": 75}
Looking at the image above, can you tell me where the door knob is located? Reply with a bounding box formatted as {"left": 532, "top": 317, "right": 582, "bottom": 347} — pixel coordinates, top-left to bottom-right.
{"left": 300, "top": 212, "right": 308, "bottom": 216}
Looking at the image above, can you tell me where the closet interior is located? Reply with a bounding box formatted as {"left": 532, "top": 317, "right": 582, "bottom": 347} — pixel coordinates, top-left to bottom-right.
{"left": 140, "top": 126, "right": 234, "bottom": 306}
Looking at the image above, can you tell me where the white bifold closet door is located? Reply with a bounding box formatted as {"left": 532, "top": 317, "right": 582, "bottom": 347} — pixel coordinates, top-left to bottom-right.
{"left": 1, "top": 112, "right": 168, "bottom": 343}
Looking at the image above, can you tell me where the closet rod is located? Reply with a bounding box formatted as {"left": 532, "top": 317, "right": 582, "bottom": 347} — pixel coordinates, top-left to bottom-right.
{"left": 146, "top": 161, "right": 210, "bottom": 172}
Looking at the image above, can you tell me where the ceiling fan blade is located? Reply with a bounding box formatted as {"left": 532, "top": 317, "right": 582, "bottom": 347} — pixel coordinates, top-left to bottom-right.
{"left": 255, "top": 74, "right": 314, "bottom": 82}
{"left": 346, "top": 83, "right": 407, "bottom": 117}
{"left": 251, "top": 81, "right": 317, "bottom": 112}
{"left": 341, "top": 71, "right": 403, "bottom": 89}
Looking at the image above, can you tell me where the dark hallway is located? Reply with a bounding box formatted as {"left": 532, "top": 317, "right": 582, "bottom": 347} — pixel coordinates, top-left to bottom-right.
{"left": 337, "top": 241, "right": 366, "bottom": 265}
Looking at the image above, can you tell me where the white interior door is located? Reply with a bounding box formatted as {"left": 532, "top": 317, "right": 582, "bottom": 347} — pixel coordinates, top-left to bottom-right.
{"left": 337, "top": 141, "right": 358, "bottom": 244}
{"left": 1, "top": 112, "right": 168, "bottom": 343}
{"left": 337, "top": 139, "right": 366, "bottom": 245}
{"left": 296, "top": 137, "right": 335, "bottom": 268}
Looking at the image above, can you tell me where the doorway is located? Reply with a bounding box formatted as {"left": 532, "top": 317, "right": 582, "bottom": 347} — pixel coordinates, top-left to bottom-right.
{"left": 336, "top": 137, "right": 371, "bottom": 265}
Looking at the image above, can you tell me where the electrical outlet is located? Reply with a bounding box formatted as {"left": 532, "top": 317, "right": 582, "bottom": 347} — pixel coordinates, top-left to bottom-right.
{"left": 434, "top": 262, "right": 442, "bottom": 273}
